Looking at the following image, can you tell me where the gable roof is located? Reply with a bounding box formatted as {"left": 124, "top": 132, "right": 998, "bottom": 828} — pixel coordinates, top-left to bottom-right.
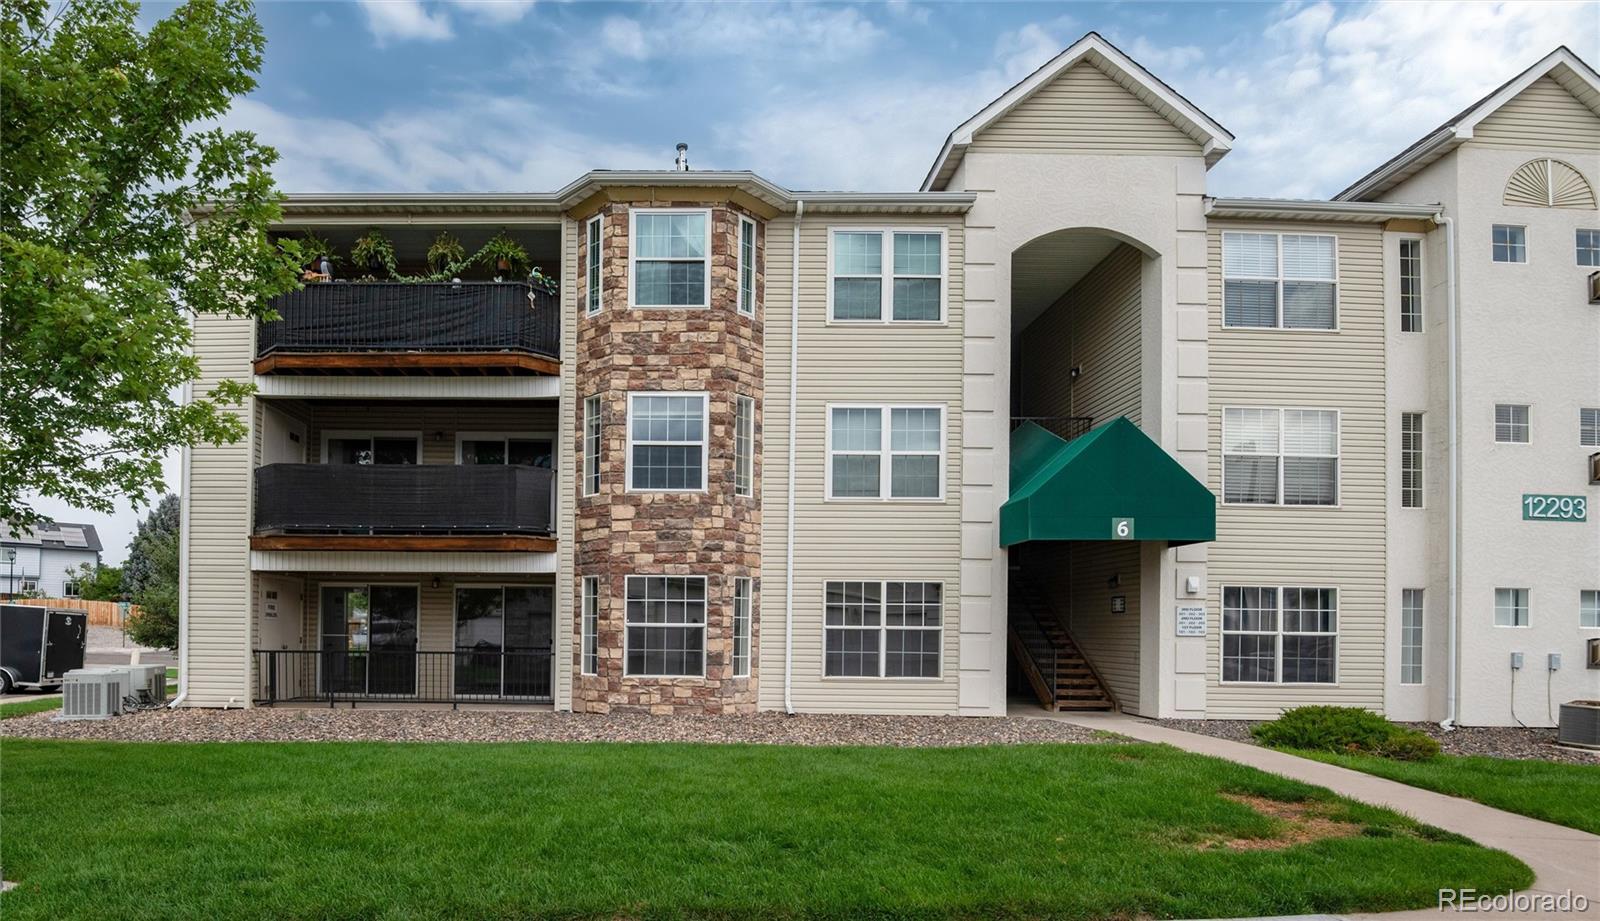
{"left": 1337, "top": 46, "right": 1600, "bottom": 202}
{"left": 922, "top": 31, "right": 1234, "bottom": 191}
{"left": 0, "top": 520, "right": 103, "bottom": 553}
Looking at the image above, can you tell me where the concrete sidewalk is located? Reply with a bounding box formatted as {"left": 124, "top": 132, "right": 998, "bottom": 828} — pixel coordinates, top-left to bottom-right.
{"left": 1015, "top": 707, "right": 1600, "bottom": 920}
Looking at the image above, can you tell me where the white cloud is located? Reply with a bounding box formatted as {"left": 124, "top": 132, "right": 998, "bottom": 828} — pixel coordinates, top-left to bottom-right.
{"left": 600, "top": 16, "right": 648, "bottom": 60}
{"left": 359, "top": 0, "right": 453, "bottom": 45}
{"left": 451, "top": 0, "right": 535, "bottom": 25}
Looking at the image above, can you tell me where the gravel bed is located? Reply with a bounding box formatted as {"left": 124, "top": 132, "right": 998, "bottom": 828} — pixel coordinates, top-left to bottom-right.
{"left": 1154, "top": 718, "right": 1598, "bottom": 766}
{"left": 0, "top": 707, "right": 1111, "bottom": 747}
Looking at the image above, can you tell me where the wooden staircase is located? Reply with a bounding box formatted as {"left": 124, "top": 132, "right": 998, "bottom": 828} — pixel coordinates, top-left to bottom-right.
{"left": 1008, "top": 579, "right": 1116, "bottom": 712}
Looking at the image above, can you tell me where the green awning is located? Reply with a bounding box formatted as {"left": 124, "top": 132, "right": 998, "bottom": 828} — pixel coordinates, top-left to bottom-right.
{"left": 1000, "top": 417, "right": 1215, "bottom": 547}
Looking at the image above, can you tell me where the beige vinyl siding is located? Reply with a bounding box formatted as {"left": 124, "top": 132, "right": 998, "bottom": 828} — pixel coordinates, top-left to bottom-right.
{"left": 759, "top": 215, "right": 965, "bottom": 714}
{"left": 1206, "top": 220, "right": 1386, "bottom": 719}
{"left": 1018, "top": 243, "right": 1143, "bottom": 425}
{"left": 184, "top": 314, "right": 255, "bottom": 706}
{"left": 297, "top": 402, "right": 557, "bottom": 464}
{"left": 1472, "top": 77, "right": 1600, "bottom": 153}
{"left": 970, "top": 63, "right": 1201, "bottom": 156}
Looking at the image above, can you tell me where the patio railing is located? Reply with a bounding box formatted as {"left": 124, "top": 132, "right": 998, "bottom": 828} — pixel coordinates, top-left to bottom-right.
{"left": 253, "top": 649, "right": 554, "bottom": 706}
{"left": 257, "top": 282, "right": 559, "bottom": 360}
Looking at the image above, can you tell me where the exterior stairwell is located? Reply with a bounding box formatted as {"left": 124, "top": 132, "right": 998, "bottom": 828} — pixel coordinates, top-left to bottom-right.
{"left": 1007, "top": 577, "right": 1117, "bottom": 712}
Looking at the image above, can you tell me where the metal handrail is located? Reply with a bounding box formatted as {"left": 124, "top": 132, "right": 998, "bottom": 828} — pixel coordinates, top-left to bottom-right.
{"left": 254, "top": 648, "right": 554, "bottom": 707}
{"left": 1010, "top": 416, "right": 1095, "bottom": 442}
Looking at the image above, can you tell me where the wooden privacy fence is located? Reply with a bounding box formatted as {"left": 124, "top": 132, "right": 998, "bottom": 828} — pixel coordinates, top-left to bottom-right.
{"left": 12, "top": 597, "right": 141, "bottom": 627}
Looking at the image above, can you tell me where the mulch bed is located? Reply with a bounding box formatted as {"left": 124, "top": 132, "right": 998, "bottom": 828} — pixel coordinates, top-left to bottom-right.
{"left": 1155, "top": 718, "right": 1598, "bottom": 766}
{"left": 0, "top": 707, "right": 1111, "bottom": 747}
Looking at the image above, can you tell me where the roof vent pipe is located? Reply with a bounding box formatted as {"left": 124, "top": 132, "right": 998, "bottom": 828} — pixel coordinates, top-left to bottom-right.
{"left": 674, "top": 143, "right": 689, "bottom": 171}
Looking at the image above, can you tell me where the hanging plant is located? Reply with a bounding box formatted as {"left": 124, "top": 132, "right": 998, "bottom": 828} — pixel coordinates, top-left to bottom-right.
{"left": 426, "top": 230, "right": 467, "bottom": 275}
{"left": 480, "top": 230, "right": 529, "bottom": 278}
{"left": 296, "top": 231, "right": 339, "bottom": 267}
{"left": 350, "top": 227, "right": 398, "bottom": 279}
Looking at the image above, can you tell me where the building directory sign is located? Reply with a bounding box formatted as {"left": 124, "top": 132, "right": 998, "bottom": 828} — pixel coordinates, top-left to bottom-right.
{"left": 1175, "top": 605, "right": 1206, "bottom": 637}
{"left": 1521, "top": 494, "right": 1587, "bottom": 522}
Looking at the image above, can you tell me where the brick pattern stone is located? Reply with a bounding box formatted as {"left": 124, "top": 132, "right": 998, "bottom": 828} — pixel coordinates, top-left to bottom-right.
{"left": 572, "top": 199, "right": 764, "bottom": 714}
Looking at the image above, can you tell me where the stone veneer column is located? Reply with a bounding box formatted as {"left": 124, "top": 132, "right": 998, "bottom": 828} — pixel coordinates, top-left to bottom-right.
{"left": 572, "top": 199, "right": 764, "bottom": 714}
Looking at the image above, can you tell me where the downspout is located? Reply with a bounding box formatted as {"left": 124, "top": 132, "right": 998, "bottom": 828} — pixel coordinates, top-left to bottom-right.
{"left": 169, "top": 383, "right": 194, "bottom": 708}
{"left": 784, "top": 200, "right": 804, "bottom": 715}
{"left": 1437, "top": 212, "right": 1459, "bottom": 731}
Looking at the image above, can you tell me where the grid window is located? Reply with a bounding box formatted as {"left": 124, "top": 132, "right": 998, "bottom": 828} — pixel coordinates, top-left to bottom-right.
{"left": 732, "top": 578, "right": 752, "bottom": 678}
{"left": 632, "top": 210, "right": 709, "bottom": 307}
{"left": 1494, "top": 588, "right": 1529, "bottom": 627}
{"left": 734, "top": 396, "right": 755, "bottom": 498}
{"left": 628, "top": 393, "right": 707, "bottom": 491}
{"left": 1222, "top": 586, "right": 1337, "bottom": 684}
{"left": 1578, "top": 230, "right": 1600, "bottom": 267}
{"left": 624, "top": 576, "right": 706, "bottom": 676}
{"left": 824, "top": 580, "right": 941, "bottom": 678}
{"left": 1399, "top": 238, "right": 1422, "bottom": 332}
{"left": 62, "top": 581, "right": 80, "bottom": 598}
{"left": 738, "top": 217, "right": 757, "bottom": 316}
{"left": 1401, "top": 589, "right": 1424, "bottom": 685}
{"left": 827, "top": 405, "right": 943, "bottom": 500}
{"left": 1492, "top": 225, "right": 1526, "bottom": 263}
{"left": 829, "top": 229, "right": 944, "bottom": 322}
{"left": 1223, "top": 408, "right": 1339, "bottom": 506}
{"left": 583, "top": 395, "right": 602, "bottom": 496}
{"left": 1581, "top": 408, "right": 1600, "bottom": 447}
{"left": 580, "top": 577, "right": 599, "bottom": 676}
{"left": 1582, "top": 591, "right": 1599, "bottom": 629}
{"left": 1401, "top": 412, "right": 1423, "bottom": 508}
{"left": 586, "top": 215, "right": 603, "bottom": 315}
{"left": 1222, "top": 232, "right": 1337, "bottom": 329}
{"left": 1494, "top": 404, "right": 1529, "bottom": 444}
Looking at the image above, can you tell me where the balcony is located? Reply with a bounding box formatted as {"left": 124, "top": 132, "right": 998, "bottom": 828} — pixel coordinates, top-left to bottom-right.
{"left": 254, "top": 282, "right": 560, "bottom": 376}
{"left": 250, "top": 463, "right": 556, "bottom": 552}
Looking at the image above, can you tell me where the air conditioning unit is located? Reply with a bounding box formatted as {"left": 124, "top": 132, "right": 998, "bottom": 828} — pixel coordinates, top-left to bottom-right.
{"left": 1590, "top": 271, "right": 1600, "bottom": 304}
{"left": 1590, "top": 452, "right": 1600, "bottom": 485}
{"left": 111, "top": 664, "right": 167, "bottom": 705}
{"left": 1588, "top": 637, "right": 1600, "bottom": 669}
{"left": 1558, "top": 700, "right": 1600, "bottom": 750}
{"left": 59, "top": 669, "right": 130, "bottom": 721}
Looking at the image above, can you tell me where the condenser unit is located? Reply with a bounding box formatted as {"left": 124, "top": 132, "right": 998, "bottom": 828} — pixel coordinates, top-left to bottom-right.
{"left": 110, "top": 664, "right": 167, "bottom": 705}
{"left": 1558, "top": 701, "right": 1600, "bottom": 750}
{"left": 59, "top": 669, "right": 130, "bottom": 721}
{"left": 1589, "top": 270, "right": 1600, "bottom": 305}
{"left": 1590, "top": 452, "right": 1600, "bottom": 485}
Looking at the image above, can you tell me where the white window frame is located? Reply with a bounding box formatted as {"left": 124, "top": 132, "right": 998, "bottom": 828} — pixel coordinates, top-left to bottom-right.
{"left": 320, "top": 430, "right": 423, "bottom": 465}
{"left": 1221, "top": 407, "right": 1341, "bottom": 507}
{"left": 454, "top": 431, "right": 556, "bottom": 468}
{"left": 825, "top": 227, "right": 948, "bottom": 325}
{"left": 731, "top": 577, "right": 752, "bottom": 678}
{"left": 1400, "top": 588, "right": 1424, "bottom": 685}
{"left": 580, "top": 576, "right": 599, "bottom": 675}
{"left": 586, "top": 214, "right": 603, "bottom": 316}
{"left": 1576, "top": 229, "right": 1600, "bottom": 268}
{"left": 736, "top": 216, "right": 757, "bottom": 317}
{"left": 1581, "top": 590, "right": 1600, "bottom": 630}
{"left": 1494, "top": 403, "right": 1530, "bottom": 445}
{"left": 825, "top": 403, "right": 946, "bottom": 502}
{"left": 734, "top": 395, "right": 755, "bottom": 498}
{"left": 1221, "top": 231, "right": 1340, "bottom": 331}
{"left": 1491, "top": 224, "right": 1527, "bottom": 264}
{"left": 821, "top": 579, "right": 944, "bottom": 680}
{"left": 622, "top": 574, "right": 708, "bottom": 678}
{"left": 628, "top": 208, "right": 711, "bottom": 309}
{"left": 18, "top": 577, "right": 38, "bottom": 594}
{"left": 582, "top": 395, "right": 602, "bottom": 497}
{"left": 1400, "top": 411, "right": 1423, "bottom": 509}
{"left": 1219, "top": 585, "right": 1339, "bottom": 685}
{"left": 1398, "top": 237, "right": 1423, "bottom": 333}
{"left": 1494, "top": 587, "right": 1530, "bottom": 628}
{"left": 625, "top": 391, "right": 710, "bottom": 493}
{"left": 1580, "top": 408, "right": 1600, "bottom": 448}
{"left": 62, "top": 580, "right": 81, "bottom": 598}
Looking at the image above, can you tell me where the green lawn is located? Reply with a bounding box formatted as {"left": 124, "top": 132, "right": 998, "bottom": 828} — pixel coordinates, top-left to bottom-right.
{"left": 1300, "top": 750, "right": 1600, "bottom": 835}
{"left": 0, "top": 740, "right": 1528, "bottom": 920}
{"left": 0, "top": 697, "right": 60, "bottom": 720}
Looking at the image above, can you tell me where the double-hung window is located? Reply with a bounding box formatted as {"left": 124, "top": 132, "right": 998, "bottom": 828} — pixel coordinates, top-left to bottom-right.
{"left": 631, "top": 209, "right": 709, "bottom": 307}
{"left": 582, "top": 395, "right": 602, "bottom": 496}
{"left": 1578, "top": 229, "right": 1600, "bottom": 267}
{"left": 1581, "top": 408, "right": 1600, "bottom": 447}
{"left": 580, "top": 577, "right": 599, "bottom": 676}
{"left": 827, "top": 405, "right": 944, "bottom": 500}
{"left": 586, "top": 214, "right": 603, "bottom": 315}
{"left": 1221, "top": 586, "right": 1337, "bottom": 684}
{"left": 627, "top": 393, "right": 707, "bottom": 491}
{"left": 1399, "top": 238, "right": 1422, "bottom": 332}
{"left": 1222, "top": 232, "right": 1337, "bottom": 329}
{"left": 1401, "top": 589, "right": 1424, "bottom": 685}
{"left": 823, "top": 580, "right": 942, "bottom": 678}
{"left": 737, "top": 217, "right": 757, "bottom": 316}
{"left": 1494, "top": 587, "right": 1529, "bottom": 627}
{"left": 1400, "top": 412, "right": 1423, "bottom": 508}
{"left": 734, "top": 395, "right": 755, "bottom": 498}
{"left": 828, "top": 229, "right": 945, "bottom": 322}
{"left": 732, "top": 577, "right": 752, "bottom": 678}
{"left": 1492, "top": 225, "right": 1526, "bottom": 263}
{"left": 624, "top": 575, "right": 706, "bottom": 676}
{"left": 1494, "top": 404, "right": 1529, "bottom": 444}
{"left": 1222, "top": 408, "right": 1339, "bottom": 506}
{"left": 1581, "top": 590, "right": 1599, "bottom": 629}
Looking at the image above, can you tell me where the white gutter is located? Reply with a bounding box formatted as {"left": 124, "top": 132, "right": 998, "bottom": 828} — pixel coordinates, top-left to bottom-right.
{"left": 169, "top": 383, "right": 194, "bottom": 708}
{"left": 1438, "top": 212, "right": 1459, "bottom": 731}
{"left": 783, "top": 200, "right": 804, "bottom": 715}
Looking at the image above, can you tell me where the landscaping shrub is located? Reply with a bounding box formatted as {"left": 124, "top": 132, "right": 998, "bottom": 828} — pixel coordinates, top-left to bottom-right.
{"left": 1252, "top": 706, "right": 1440, "bottom": 761}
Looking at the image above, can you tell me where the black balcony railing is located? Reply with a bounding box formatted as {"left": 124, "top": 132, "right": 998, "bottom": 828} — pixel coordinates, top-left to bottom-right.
{"left": 254, "top": 649, "right": 553, "bottom": 706}
{"left": 256, "top": 282, "right": 559, "bottom": 359}
{"left": 1010, "top": 416, "right": 1095, "bottom": 442}
{"left": 253, "top": 463, "right": 555, "bottom": 534}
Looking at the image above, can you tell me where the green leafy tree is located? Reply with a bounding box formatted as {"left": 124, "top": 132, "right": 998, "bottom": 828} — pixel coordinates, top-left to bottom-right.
{"left": 0, "top": 0, "right": 301, "bottom": 524}
{"left": 122, "top": 494, "right": 180, "bottom": 649}
{"left": 67, "top": 561, "right": 124, "bottom": 601}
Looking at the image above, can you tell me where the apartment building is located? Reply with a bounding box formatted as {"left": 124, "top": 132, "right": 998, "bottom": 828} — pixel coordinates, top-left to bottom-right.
{"left": 179, "top": 34, "right": 1599, "bottom": 726}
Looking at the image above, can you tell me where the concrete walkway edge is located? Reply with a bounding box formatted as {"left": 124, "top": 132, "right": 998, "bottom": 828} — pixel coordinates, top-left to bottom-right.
{"left": 1014, "top": 707, "right": 1599, "bottom": 921}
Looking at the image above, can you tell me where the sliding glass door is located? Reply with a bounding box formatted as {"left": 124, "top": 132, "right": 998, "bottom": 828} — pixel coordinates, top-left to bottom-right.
{"left": 454, "top": 586, "right": 553, "bottom": 698}
{"left": 320, "top": 584, "right": 419, "bottom": 696}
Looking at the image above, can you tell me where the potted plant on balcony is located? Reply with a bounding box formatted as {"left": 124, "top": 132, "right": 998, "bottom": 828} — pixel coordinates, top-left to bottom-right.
{"left": 426, "top": 230, "right": 467, "bottom": 277}
{"left": 350, "top": 227, "right": 398, "bottom": 280}
{"left": 481, "top": 230, "right": 528, "bottom": 282}
{"left": 296, "top": 232, "right": 338, "bottom": 283}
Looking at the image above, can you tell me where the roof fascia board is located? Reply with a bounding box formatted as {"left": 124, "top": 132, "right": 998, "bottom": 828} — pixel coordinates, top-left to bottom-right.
{"left": 1207, "top": 197, "right": 1442, "bottom": 222}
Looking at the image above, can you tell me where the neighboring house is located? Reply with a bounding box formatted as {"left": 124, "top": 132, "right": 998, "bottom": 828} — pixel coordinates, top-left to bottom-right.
{"left": 1, "top": 521, "right": 103, "bottom": 598}
{"left": 180, "top": 34, "right": 1599, "bottom": 726}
